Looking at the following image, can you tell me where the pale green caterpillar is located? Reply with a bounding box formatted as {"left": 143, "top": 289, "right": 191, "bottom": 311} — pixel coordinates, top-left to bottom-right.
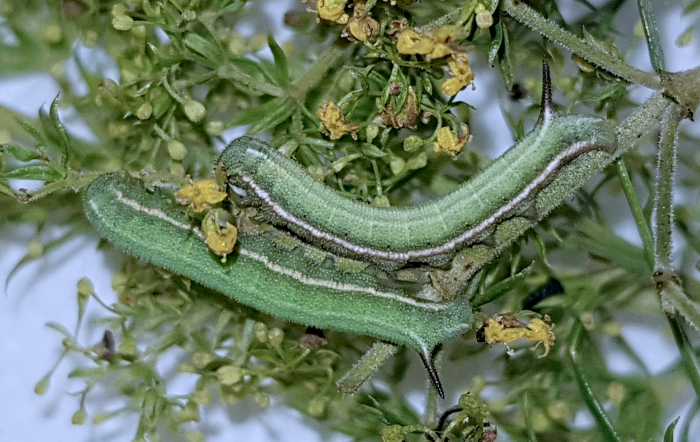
{"left": 83, "top": 174, "right": 474, "bottom": 398}
{"left": 218, "top": 65, "right": 618, "bottom": 269}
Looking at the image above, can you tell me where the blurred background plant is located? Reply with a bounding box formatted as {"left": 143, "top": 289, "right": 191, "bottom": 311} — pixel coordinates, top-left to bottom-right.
{"left": 1, "top": 0, "right": 699, "bottom": 441}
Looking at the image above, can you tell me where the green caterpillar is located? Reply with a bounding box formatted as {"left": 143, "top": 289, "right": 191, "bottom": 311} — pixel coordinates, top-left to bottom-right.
{"left": 83, "top": 64, "right": 622, "bottom": 399}
{"left": 218, "top": 65, "right": 617, "bottom": 269}
{"left": 83, "top": 174, "right": 474, "bottom": 398}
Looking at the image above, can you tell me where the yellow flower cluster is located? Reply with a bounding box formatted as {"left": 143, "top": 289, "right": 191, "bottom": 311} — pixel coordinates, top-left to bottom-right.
{"left": 395, "top": 26, "right": 457, "bottom": 60}
{"left": 433, "top": 123, "right": 472, "bottom": 158}
{"left": 176, "top": 180, "right": 238, "bottom": 259}
{"left": 175, "top": 180, "right": 227, "bottom": 212}
{"left": 345, "top": 11, "right": 380, "bottom": 42}
{"left": 317, "top": 0, "right": 380, "bottom": 42}
{"left": 316, "top": 100, "right": 360, "bottom": 140}
{"left": 441, "top": 54, "right": 475, "bottom": 96}
{"left": 203, "top": 213, "right": 238, "bottom": 259}
{"left": 481, "top": 315, "right": 556, "bottom": 357}
{"left": 316, "top": 0, "right": 350, "bottom": 24}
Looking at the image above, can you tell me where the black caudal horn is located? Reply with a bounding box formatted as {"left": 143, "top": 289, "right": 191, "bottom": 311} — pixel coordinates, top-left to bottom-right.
{"left": 419, "top": 348, "right": 445, "bottom": 399}
{"left": 539, "top": 60, "right": 554, "bottom": 123}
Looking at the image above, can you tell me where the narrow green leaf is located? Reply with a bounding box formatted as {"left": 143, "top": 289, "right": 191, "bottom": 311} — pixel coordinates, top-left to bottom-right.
{"left": 569, "top": 218, "right": 651, "bottom": 276}
{"left": 46, "top": 322, "right": 74, "bottom": 339}
{"left": 220, "top": 56, "right": 281, "bottom": 97}
{"left": 471, "top": 265, "right": 531, "bottom": 307}
{"left": 498, "top": 20, "right": 514, "bottom": 89}
{"left": 268, "top": 33, "right": 290, "bottom": 86}
{"left": 0, "top": 181, "right": 15, "bottom": 198}
{"left": 15, "top": 118, "right": 47, "bottom": 154}
{"left": 231, "top": 97, "right": 297, "bottom": 135}
{"left": 637, "top": 0, "right": 666, "bottom": 73}
{"left": 361, "top": 143, "right": 387, "bottom": 158}
{"left": 578, "top": 82, "right": 626, "bottom": 103}
{"left": 0, "top": 165, "right": 62, "bottom": 181}
{"left": 230, "top": 98, "right": 285, "bottom": 127}
{"left": 663, "top": 416, "right": 679, "bottom": 442}
{"left": 488, "top": 18, "right": 504, "bottom": 67}
{"left": 68, "top": 367, "right": 107, "bottom": 380}
{"left": 49, "top": 97, "right": 70, "bottom": 172}
{"left": 248, "top": 99, "right": 296, "bottom": 134}
{"left": 184, "top": 33, "right": 223, "bottom": 66}
{"left": 488, "top": 17, "right": 514, "bottom": 88}
{"left": 0, "top": 143, "right": 42, "bottom": 162}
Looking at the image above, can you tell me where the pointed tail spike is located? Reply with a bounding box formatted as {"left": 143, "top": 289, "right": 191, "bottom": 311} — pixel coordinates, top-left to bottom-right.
{"left": 539, "top": 60, "right": 554, "bottom": 123}
{"left": 418, "top": 348, "right": 445, "bottom": 399}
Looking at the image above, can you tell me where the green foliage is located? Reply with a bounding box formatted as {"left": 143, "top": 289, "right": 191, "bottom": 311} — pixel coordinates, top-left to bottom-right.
{"left": 1, "top": 0, "right": 700, "bottom": 441}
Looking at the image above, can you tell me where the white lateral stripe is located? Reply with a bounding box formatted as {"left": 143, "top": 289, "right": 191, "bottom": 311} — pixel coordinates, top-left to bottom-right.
{"left": 113, "top": 190, "right": 206, "bottom": 241}
{"left": 238, "top": 247, "right": 446, "bottom": 311}
{"left": 112, "top": 189, "right": 442, "bottom": 311}
{"left": 241, "top": 133, "right": 595, "bottom": 262}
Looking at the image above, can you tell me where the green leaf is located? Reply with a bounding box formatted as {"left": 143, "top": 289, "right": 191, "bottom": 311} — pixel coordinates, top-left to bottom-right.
{"left": 568, "top": 218, "right": 651, "bottom": 276}
{"left": 68, "top": 367, "right": 108, "bottom": 380}
{"left": 230, "top": 97, "right": 297, "bottom": 135}
{"left": 360, "top": 143, "right": 387, "bottom": 158}
{"left": 46, "top": 321, "right": 74, "bottom": 340}
{"left": 184, "top": 33, "right": 224, "bottom": 66}
{"left": 488, "top": 17, "right": 503, "bottom": 67}
{"left": 0, "top": 165, "right": 62, "bottom": 181}
{"left": 663, "top": 416, "right": 679, "bottom": 442}
{"left": 220, "top": 56, "right": 281, "bottom": 97}
{"left": 268, "top": 33, "right": 290, "bottom": 87}
{"left": 0, "top": 144, "right": 42, "bottom": 161}
{"left": 0, "top": 181, "right": 15, "bottom": 198}
{"left": 578, "top": 82, "right": 626, "bottom": 103}
{"left": 49, "top": 97, "right": 70, "bottom": 171}
{"left": 489, "top": 17, "right": 514, "bottom": 89}
{"left": 471, "top": 265, "right": 532, "bottom": 307}
{"left": 15, "top": 118, "right": 47, "bottom": 154}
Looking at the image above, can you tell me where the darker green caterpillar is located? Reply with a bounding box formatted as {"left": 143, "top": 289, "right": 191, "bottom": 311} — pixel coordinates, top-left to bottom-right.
{"left": 217, "top": 64, "right": 617, "bottom": 269}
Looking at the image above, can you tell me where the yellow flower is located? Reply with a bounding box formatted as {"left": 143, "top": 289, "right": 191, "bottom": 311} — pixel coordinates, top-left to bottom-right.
{"left": 433, "top": 123, "right": 472, "bottom": 158}
{"left": 317, "top": 0, "right": 349, "bottom": 24}
{"left": 481, "top": 315, "right": 556, "bottom": 357}
{"left": 395, "top": 26, "right": 455, "bottom": 60}
{"left": 345, "top": 13, "right": 380, "bottom": 42}
{"left": 441, "top": 54, "right": 475, "bottom": 96}
{"left": 202, "top": 212, "right": 238, "bottom": 258}
{"left": 316, "top": 100, "right": 359, "bottom": 140}
{"left": 175, "top": 180, "right": 228, "bottom": 212}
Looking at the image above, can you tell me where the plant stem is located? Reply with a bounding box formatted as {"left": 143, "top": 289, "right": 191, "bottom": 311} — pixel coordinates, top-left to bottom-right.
{"left": 568, "top": 322, "right": 622, "bottom": 442}
{"left": 650, "top": 99, "right": 700, "bottom": 397}
{"left": 653, "top": 107, "right": 681, "bottom": 271}
{"left": 501, "top": 0, "right": 662, "bottom": 89}
{"left": 614, "top": 159, "right": 655, "bottom": 269}
{"left": 615, "top": 92, "right": 675, "bottom": 155}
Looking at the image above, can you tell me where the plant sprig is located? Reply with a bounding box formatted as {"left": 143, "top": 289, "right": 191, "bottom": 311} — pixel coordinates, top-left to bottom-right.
{"left": 2, "top": 0, "right": 700, "bottom": 441}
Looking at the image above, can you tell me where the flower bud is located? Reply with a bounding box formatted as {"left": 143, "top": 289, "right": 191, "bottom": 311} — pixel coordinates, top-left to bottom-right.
{"left": 112, "top": 15, "right": 134, "bottom": 31}
{"left": 167, "top": 140, "right": 187, "bottom": 161}
{"left": 183, "top": 99, "right": 206, "bottom": 123}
